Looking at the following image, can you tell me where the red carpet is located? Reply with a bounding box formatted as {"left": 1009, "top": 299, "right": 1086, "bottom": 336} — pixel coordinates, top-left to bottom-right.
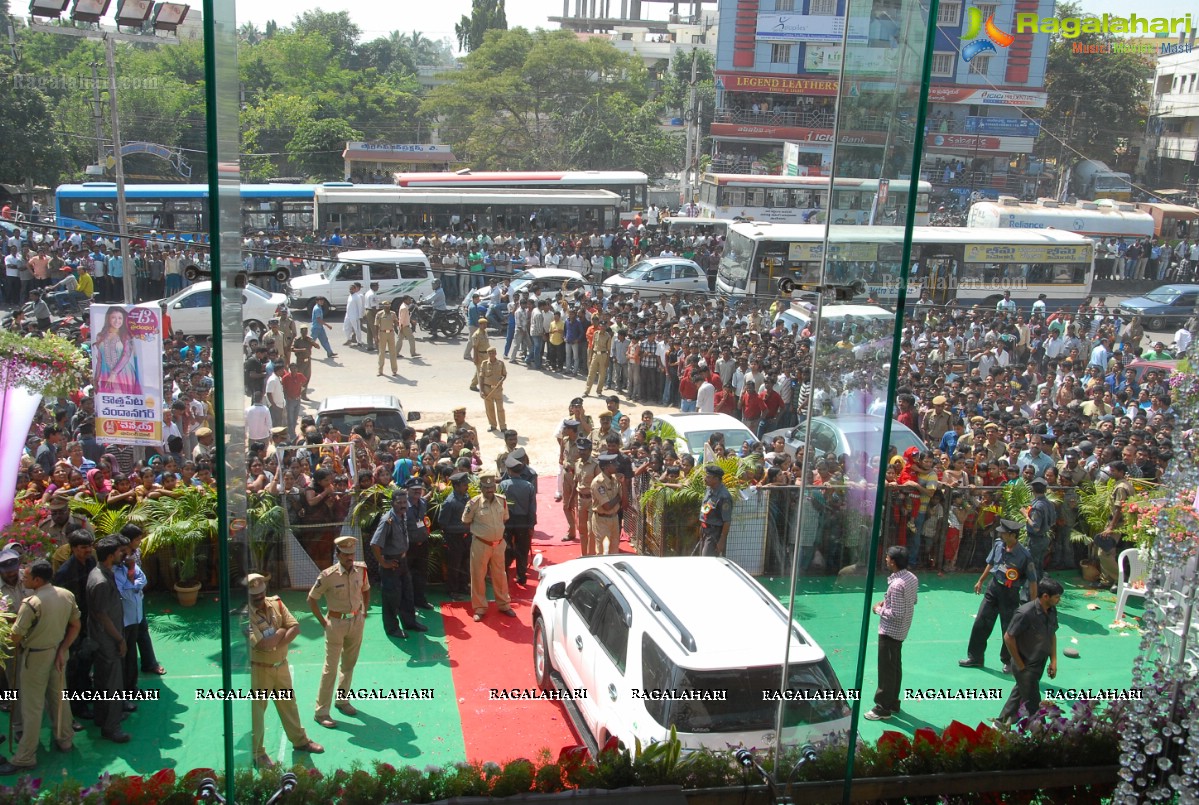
{"left": 445, "top": 476, "right": 630, "bottom": 762}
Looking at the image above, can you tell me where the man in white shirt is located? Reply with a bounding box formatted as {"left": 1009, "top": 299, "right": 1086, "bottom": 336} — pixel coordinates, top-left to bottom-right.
{"left": 264, "top": 368, "right": 286, "bottom": 426}
{"left": 695, "top": 366, "right": 716, "bottom": 413}
{"left": 245, "top": 391, "right": 273, "bottom": 442}
{"left": 342, "top": 283, "right": 364, "bottom": 346}
{"left": 1175, "top": 325, "right": 1193, "bottom": 354}
{"left": 362, "top": 281, "right": 379, "bottom": 350}
{"left": 397, "top": 296, "right": 418, "bottom": 357}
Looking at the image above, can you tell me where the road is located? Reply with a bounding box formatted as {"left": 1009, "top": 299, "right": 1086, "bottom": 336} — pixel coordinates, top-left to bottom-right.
{"left": 297, "top": 322, "right": 677, "bottom": 473}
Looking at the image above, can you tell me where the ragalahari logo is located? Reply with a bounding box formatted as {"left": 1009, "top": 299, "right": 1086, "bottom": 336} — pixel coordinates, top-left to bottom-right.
{"left": 961, "top": 6, "right": 1015, "bottom": 62}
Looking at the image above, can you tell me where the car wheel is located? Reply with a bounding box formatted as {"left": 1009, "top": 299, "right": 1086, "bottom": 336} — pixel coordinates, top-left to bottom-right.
{"left": 533, "top": 615, "right": 554, "bottom": 691}
{"left": 1149, "top": 316, "right": 1166, "bottom": 331}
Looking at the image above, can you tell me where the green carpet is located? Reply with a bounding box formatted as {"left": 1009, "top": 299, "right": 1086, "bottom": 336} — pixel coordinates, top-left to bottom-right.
{"left": 761, "top": 571, "right": 1142, "bottom": 740}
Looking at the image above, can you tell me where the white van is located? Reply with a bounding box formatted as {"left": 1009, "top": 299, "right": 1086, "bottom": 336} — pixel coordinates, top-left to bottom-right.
{"left": 288, "top": 249, "right": 435, "bottom": 313}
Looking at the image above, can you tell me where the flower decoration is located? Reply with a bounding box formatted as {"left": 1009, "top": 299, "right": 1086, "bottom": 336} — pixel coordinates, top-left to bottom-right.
{"left": 0, "top": 329, "right": 91, "bottom": 400}
{"left": 0, "top": 500, "right": 58, "bottom": 559}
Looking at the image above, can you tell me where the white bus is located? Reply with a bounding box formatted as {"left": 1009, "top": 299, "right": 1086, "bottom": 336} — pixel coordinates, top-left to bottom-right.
{"left": 391, "top": 170, "right": 648, "bottom": 221}
{"left": 697, "top": 174, "right": 932, "bottom": 226}
{"left": 313, "top": 186, "right": 624, "bottom": 233}
{"left": 716, "top": 221, "right": 1094, "bottom": 309}
{"left": 967, "top": 197, "right": 1155, "bottom": 240}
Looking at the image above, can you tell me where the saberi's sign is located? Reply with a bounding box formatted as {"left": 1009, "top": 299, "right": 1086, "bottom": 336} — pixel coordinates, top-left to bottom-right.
{"left": 1015, "top": 12, "right": 1193, "bottom": 38}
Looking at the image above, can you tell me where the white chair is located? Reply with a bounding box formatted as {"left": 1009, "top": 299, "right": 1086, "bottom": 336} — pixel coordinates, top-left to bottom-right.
{"left": 1114, "top": 547, "right": 1148, "bottom": 621}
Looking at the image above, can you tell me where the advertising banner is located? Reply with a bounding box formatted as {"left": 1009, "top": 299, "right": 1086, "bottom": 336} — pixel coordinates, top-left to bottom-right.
{"left": 963, "top": 116, "right": 1041, "bottom": 136}
{"left": 716, "top": 73, "right": 840, "bottom": 95}
{"left": 756, "top": 12, "right": 868, "bottom": 42}
{"left": 90, "top": 304, "right": 164, "bottom": 447}
{"left": 804, "top": 44, "right": 898, "bottom": 73}
{"left": 711, "top": 122, "right": 888, "bottom": 145}
{"left": 963, "top": 243, "right": 1092, "bottom": 263}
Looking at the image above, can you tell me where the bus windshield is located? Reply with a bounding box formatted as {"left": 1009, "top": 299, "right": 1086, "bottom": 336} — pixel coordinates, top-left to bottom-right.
{"left": 717, "top": 230, "right": 754, "bottom": 292}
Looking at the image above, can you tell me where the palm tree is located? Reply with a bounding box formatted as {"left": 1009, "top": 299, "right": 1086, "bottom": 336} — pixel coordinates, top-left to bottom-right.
{"left": 237, "top": 22, "right": 261, "bottom": 45}
{"left": 134, "top": 488, "right": 218, "bottom": 589}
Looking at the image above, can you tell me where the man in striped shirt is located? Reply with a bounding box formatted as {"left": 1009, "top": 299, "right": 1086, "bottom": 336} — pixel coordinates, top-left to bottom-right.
{"left": 866, "top": 545, "right": 918, "bottom": 721}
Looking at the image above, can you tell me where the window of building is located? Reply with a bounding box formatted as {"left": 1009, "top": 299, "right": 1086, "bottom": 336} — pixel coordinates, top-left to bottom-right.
{"left": 968, "top": 53, "right": 991, "bottom": 75}
{"left": 976, "top": 3, "right": 997, "bottom": 21}
{"left": 808, "top": 0, "right": 835, "bottom": 15}
{"left": 776, "top": 0, "right": 795, "bottom": 10}
{"left": 931, "top": 52, "right": 955, "bottom": 77}
{"left": 770, "top": 43, "right": 793, "bottom": 63}
{"left": 937, "top": 1, "right": 961, "bottom": 25}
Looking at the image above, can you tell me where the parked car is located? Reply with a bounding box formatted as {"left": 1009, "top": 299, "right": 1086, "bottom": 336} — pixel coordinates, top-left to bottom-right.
{"left": 763, "top": 414, "right": 926, "bottom": 463}
{"left": 532, "top": 556, "right": 851, "bottom": 752}
{"left": 289, "top": 249, "right": 436, "bottom": 313}
{"left": 317, "top": 394, "right": 420, "bottom": 441}
{"left": 1118, "top": 284, "right": 1199, "bottom": 331}
{"left": 603, "top": 257, "right": 708, "bottom": 299}
{"left": 1126, "top": 358, "right": 1180, "bottom": 384}
{"left": 158, "top": 281, "right": 287, "bottom": 338}
{"left": 508, "top": 268, "right": 595, "bottom": 298}
{"left": 653, "top": 412, "right": 759, "bottom": 460}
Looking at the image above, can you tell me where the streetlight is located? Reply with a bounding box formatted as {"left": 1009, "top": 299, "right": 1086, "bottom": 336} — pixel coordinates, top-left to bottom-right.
{"left": 29, "top": 0, "right": 189, "bottom": 304}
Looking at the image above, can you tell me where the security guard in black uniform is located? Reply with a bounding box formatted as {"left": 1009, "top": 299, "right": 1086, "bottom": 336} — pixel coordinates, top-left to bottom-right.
{"left": 960, "top": 519, "right": 1038, "bottom": 673}
{"left": 437, "top": 472, "right": 472, "bottom": 601}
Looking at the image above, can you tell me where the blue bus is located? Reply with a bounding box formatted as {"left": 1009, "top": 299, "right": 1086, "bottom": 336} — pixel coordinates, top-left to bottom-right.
{"left": 54, "top": 182, "right": 316, "bottom": 240}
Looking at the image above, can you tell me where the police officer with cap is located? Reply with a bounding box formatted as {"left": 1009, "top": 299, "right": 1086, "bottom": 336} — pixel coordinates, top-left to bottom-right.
{"left": 247, "top": 572, "right": 324, "bottom": 767}
{"left": 405, "top": 477, "right": 435, "bottom": 612}
{"left": 438, "top": 472, "right": 473, "bottom": 601}
{"left": 591, "top": 454, "right": 623, "bottom": 555}
{"left": 308, "top": 536, "right": 371, "bottom": 728}
{"left": 0, "top": 548, "right": 28, "bottom": 725}
{"left": 369, "top": 489, "right": 423, "bottom": 639}
{"left": 960, "top": 518, "right": 1038, "bottom": 673}
{"left": 463, "top": 472, "right": 514, "bottom": 621}
{"left": 0, "top": 560, "right": 80, "bottom": 774}
{"left": 700, "top": 465, "right": 733, "bottom": 556}
{"left": 500, "top": 456, "right": 537, "bottom": 584}
{"left": 558, "top": 420, "right": 581, "bottom": 540}
{"left": 573, "top": 438, "right": 600, "bottom": 556}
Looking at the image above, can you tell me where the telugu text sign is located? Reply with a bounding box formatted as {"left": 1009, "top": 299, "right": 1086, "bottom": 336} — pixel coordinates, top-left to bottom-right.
{"left": 963, "top": 244, "right": 1092, "bottom": 263}
{"left": 90, "top": 304, "right": 164, "bottom": 447}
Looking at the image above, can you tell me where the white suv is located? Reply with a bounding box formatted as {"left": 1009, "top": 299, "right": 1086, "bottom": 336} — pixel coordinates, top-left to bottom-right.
{"left": 532, "top": 556, "right": 851, "bottom": 752}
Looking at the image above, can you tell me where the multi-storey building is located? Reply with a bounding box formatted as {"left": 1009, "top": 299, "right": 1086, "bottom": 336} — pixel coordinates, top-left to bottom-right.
{"left": 713, "top": 0, "right": 1051, "bottom": 196}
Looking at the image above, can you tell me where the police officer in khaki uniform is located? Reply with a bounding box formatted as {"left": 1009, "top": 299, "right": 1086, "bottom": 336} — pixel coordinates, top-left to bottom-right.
{"left": 40, "top": 494, "right": 86, "bottom": 550}
{"left": 276, "top": 306, "right": 298, "bottom": 368}
{"left": 558, "top": 420, "right": 580, "bottom": 542}
{"left": 591, "top": 455, "right": 623, "bottom": 555}
{"left": 478, "top": 347, "right": 508, "bottom": 432}
{"left": 1, "top": 549, "right": 29, "bottom": 732}
{"left": 469, "top": 318, "right": 490, "bottom": 392}
{"left": 574, "top": 439, "right": 600, "bottom": 556}
{"left": 0, "top": 560, "right": 80, "bottom": 774}
{"left": 308, "top": 536, "right": 370, "bottom": 729}
{"left": 463, "top": 472, "right": 515, "bottom": 622}
{"left": 247, "top": 573, "right": 324, "bottom": 768}
{"left": 584, "top": 322, "right": 613, "bottom": 397}
{"left": 375, "top": 303, "right": 399, "bottom": 376}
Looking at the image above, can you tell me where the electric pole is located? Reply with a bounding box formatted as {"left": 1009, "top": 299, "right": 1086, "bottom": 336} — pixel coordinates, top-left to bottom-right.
{"left": 682, "top": 49, "right": 698, "bottom": 209}
{"left": 104, "top": 35, "right": 134, "bottom": 304}
{"left": 91, "top": 63, "right": 106, "bottom": 168}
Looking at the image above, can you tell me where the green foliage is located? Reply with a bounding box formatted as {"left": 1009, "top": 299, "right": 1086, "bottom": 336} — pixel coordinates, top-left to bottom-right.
{"left": 1034, "top": 0, "right": 1153, "bottom": 168}
{"left": 247, "top": 491, "right": 284, "bottom": 572}
{"left": 133, "top": 487, "right": 218, "bottom": 585}
{"left": 455, "top": 0, "right": 508, "bottom": 54}
{"left": 286, "top": 117, "right": 363, "bottom": 181}
{"left": 70, "top": 494, "right": 133, "bottom": 537}
{"left": 1071, "top": 479, "right": 1115, "bottom": 545}
{"left": 1000, "top": 478, "right": 1033, "bottom": 523}
{"left": 426, "top": 28, "right": 681, "bottom": 177}
{"left": 0, "top": 53, "right": 67, "bottom": 185}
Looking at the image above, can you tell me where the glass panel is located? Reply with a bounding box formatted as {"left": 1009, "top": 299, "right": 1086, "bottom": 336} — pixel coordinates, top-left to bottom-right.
{"left": 768, "top": 0, "right": 937, "bottom": 790}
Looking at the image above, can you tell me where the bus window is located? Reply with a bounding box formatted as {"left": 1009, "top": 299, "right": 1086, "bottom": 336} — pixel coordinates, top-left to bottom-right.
{"left": 747, "top": 188, "right": 766, "bottom": 207}
{"left": 767, "top": 189, "right": 789, "bottom": 209}
{"left": 725, "top": 189, "right": 745, "bottom": 207}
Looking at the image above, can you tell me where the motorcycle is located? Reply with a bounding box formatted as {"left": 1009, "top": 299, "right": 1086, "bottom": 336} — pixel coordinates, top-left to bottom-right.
{"left": 413, "top": 298, "right": 465, "bottom": 339}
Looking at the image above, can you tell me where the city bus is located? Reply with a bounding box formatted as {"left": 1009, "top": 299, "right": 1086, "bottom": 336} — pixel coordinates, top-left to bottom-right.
{"left": 716, "top": 221, "right": 1094, "bottom": 309}
{"left": 1135, "top": 202, "right": 1199, "bottom": 240}
{"left": 55, "top": 182, "right": 316, "bottom": 239}
{"left": 696, "top": 174, "right": 931, "bottom": 225}
{"left": 967, "top": 197, "right": 1154, "bottom": 240}
{"left": 391, "top": 170, "right": 648, "bottom": 221}
{"left": 312, "top": 185, "right": 624, "bottom": 233}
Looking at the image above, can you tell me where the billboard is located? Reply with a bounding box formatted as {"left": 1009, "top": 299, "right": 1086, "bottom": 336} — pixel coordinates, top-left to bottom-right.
{"left": 804, "top": 44, "right": 898, "bottom": 74}
{"left": 963, "top": 116, "right": 1041, "bottom": 137}
{"left": 90, "top": 304, "right": 164, "bottom": 447}
{"left": 756, "top": 12, "right": 868, "bottom": 43}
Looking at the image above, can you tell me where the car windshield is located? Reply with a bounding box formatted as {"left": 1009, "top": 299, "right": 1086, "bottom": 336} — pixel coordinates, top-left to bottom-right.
{"left": 512, "top": 270, "right": 537, "bottom": 283}
{"left": 645, "top": 660, "right": 849, "bottom": 733}
{"left": 684, "top": 428, "right": 757, "bottom": 454}
{"left": 621, "top": 261, "right": 654, "bottom": 279}
{"left": 321, "top": 410, "right": 406, "bottom": 440}
{"left": 1141, "top": 289, "right": 1180, "bottom": 304}
{"left": 244, "top": 284, "right": 271, "bottom": 300}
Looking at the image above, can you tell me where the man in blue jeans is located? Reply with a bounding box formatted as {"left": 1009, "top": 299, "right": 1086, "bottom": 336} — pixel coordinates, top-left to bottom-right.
{"left": 309, "top": 297, "right": 336, "bottom": 358}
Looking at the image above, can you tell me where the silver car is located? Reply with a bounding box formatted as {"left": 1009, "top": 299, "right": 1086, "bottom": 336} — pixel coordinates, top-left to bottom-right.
{"left": 763, "top": 414, "right": 926, "bottom": 462}
{"left": 603, "top": 256, "right": 707, "bottom": 298}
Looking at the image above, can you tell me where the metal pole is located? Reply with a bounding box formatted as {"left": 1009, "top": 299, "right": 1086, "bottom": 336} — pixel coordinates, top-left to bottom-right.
{"left": 90, "top": 63, "right": 106, "bottom": 168}
{"left": 683, "top": 50, "right": 698, "bottom": 208}
{"left": 103, "top": 34, "right": 134, "bottom": 304}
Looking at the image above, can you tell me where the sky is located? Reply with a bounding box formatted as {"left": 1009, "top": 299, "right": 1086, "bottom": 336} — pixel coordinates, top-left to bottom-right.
{"left": 234, "top": 0, "right": 1199, "bottom": 49}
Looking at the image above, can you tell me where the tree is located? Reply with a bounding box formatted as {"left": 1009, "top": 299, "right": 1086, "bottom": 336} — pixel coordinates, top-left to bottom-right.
{"left": 455, "top": 0, "right": 507, "bottom": 54}
{"left": 0, "top": 54, "right": 64, "bottom": 184}
{"left": 425, "top": 28, "right": 680, "bottom": 177}
{"left": 1034, "top": 1, "right": 1153, "bottom": 171}
{"left": 287, "top": 117, "right": 362, "bottom": 180}
{"left": 290, "top": 9, "right": 360, "bottom": 69}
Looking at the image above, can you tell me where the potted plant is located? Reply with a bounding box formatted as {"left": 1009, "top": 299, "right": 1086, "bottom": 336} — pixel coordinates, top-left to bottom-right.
{"left": 246, "top": 491, "right": 284, "bottom": 581}
{"left": 134, "top": 487, "right": 218, "bottom": 606}
{"left": 640, "top": 455, "right": 754, "bottom": 556}
{"left": 1071, "top": 479, "right": 1116, "bottom": 582}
